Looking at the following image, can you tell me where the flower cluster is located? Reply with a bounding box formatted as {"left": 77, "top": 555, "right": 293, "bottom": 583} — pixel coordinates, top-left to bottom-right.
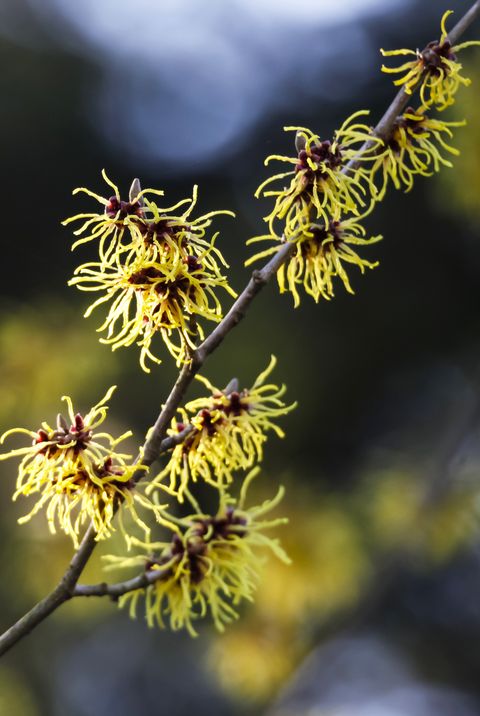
{"left": 247, "top": 214, "right": 382, "bottom": 305}
{"left": 65, "top": 175, "right": 236, "bottom": 371}
{"left": 149, "top": 356, "right": 296, "bottom": 500}
{"left": 375, "top": 9, "right": 478, "bottom": 199}
{"left": 249, "top": 112, "right": 384, "bottom": 305}
{"left": 255, "top": 111, "right": 380, "bottom": 235}
{"left": 0, "top": 387, "right": 153, "bottom": 547}
{"left": 381, "top": 10, "right": 480, "bottom": 111}
{"left": 370, "top": 108, "right": 465, "bottom": 199}
{"left": 248, "top": 9, "right": 478, "bottom": 306}
{"left": 107, "top": 470, "right": 289, "bottom": 635}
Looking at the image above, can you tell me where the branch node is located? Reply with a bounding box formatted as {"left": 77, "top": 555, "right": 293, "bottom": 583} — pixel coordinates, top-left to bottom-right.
{"left": 252, "top": 269, "right": 265, "bottom": 285}
{"left": 192, "top": 349, "right": 205, "bottom": 367}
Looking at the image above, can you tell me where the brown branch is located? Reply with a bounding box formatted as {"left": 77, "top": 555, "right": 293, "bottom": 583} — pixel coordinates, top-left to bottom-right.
{"left": 449, "top": 1, "right": 480, "bottom": 44}
{"left": 73, "top": 566, "right": 170, "bottom": 599}
{"left": 1, "top": 1, "right": 479, "bottom": 657}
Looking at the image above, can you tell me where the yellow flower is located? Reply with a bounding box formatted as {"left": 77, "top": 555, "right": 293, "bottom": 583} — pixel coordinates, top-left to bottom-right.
{"left": 246, "top": 213, "right": 381, "bottom": 306}
{"left": 136, "top": 184, "right": 234, "bottom": 277}
{"left": 70, "top": 243, "right": 236, "bottom": 372}
{"left": 107, "top": 470, "right": 290, "bottom": 636}
{"left": 370, "top": 108, "right": 465, "bottom": 199}
{"left": 255, "top": 111, "right": 381, "bottom": 234}
{"left": 63, "top": 172, "right": 234, "bottom": 273}
{"left": 62, "top": 170, "right": 159, "bottom": 264}
{"left": 149, "top": 356, "right": 296, "bottom": 499}
{"left": 0, "top": 387, "right": 151, "bottom": 547}
{"left": 381, "top": 10, "right": 480, "bottom": 111}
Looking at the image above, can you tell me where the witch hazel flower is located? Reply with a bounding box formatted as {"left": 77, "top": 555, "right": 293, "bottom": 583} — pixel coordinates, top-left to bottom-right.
{"left": 0, "top": 387, "right": 155, "bottom": 547}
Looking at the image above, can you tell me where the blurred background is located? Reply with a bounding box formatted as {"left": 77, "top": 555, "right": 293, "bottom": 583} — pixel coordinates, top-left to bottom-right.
{"left": 0, "top": 0, "right": 480, "bottom": 714}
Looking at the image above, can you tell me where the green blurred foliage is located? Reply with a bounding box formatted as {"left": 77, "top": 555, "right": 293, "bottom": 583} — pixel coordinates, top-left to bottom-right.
{"left": 0, "top": 666, "right": 39, "bottom": 716}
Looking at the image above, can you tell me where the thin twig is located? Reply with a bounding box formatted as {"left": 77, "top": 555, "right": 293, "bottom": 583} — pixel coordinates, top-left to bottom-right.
{"left": 73, "top": 566, "right": 170, "bottom": 599}
{"left": 449, "top": 1, "right": 480, "bottom": 44}
{"left": 0, "top": 2, "right": 478, "bottom": 657}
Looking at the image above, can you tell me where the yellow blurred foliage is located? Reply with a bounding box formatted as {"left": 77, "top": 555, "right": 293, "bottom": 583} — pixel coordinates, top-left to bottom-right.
{"left": 207, "top": 486, "right": 371, "bottom": 702}
{"left": 207, "top": 465, "right": 480, "bottom": 703}
{"left": 421, "top": 490, "right": 479, "bottom": 562}
{"left": 363, "top": 469, "right": 423, "bottom": 548}
{"left": 208, "top": 625, "right": 295, "bottom": 702}
{"left": 0, "top": 301, "right": 120, "bottom": 424}
{"left": 255, "top": 501, "right": 370, "bottom": 625}
{"left": 0, "top": 666, "right": 39, "bottom": 716}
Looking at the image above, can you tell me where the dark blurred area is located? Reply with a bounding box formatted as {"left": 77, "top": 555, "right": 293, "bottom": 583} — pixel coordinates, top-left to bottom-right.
{"left": 0, "top": 0, "right": 480, "bottom": 714}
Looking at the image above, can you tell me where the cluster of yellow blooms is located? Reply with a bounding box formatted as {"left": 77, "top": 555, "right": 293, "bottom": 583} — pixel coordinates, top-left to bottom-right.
{"left": 255, "top": 112, "right": 382, "bottom": 233}
{"left": 108, "top": 469, "right": 290, "bottom": 635}
{"left": 55, "top": 11, "right": 478, "bottom": 368}
{"left": 249, "top": 10, "right": 479, "bottom": 305}
{"left": 247, "top": 213, "right": 382, "bottom": 306}
{"left": 0, "top": 358, "right": 294, "bottom": 632}
{"left": 150, "top": 356, "right": 296, "bottom": 499}
{"left": 120, "top": 356, "right": 294, "bottom": 631}
{"left": 1, "top": 144, "right": 298, "bottom": 631}
{"left": 0, "top": 8, "right": 477, "bottom": 639}
{"left": 369, "top": 109, "right": 466, "bottom": 200}
{"left": 65, "top": 177, "right": 236, "bottom": 372}
{"left": 381, "top": 10, "right": 480, "bottom": 111}
{"left": 0, "top": 387, "right": 154, "bottom": 548}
